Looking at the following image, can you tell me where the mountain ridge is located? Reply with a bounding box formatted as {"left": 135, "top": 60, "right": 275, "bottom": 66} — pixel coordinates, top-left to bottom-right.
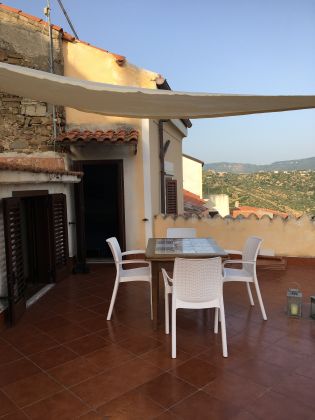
{"left": 204, "top": 157, "right": 315, "bottom": 173}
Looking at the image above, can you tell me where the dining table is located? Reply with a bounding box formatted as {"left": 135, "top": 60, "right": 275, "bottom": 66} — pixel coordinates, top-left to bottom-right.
{"left": 145, "top": 237, "right": 228, "bottom": 329}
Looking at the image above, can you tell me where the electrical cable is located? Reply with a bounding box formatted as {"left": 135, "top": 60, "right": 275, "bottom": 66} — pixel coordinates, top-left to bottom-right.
{"left": 55, "top": 0, "right": 79, "bottom": 39}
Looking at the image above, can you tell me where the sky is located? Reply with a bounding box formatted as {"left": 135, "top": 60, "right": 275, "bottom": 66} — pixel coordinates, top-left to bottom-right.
{"left": 7, "top": 0, "right": 315, "bottom": 164}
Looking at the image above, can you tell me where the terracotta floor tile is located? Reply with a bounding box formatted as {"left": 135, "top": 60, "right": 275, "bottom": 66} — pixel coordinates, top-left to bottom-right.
{"left": 0, "top": 410, "right": 29, "bottom": 420}
{"left": 0, "top": 390, "right": 16, "bottom": 417}
{"left": 2, "top": 372, "right": 62, "bottom": 408}
{"left": 84, "top": 343, "right": 135, "bottom": 370}
{"left": 0, "top": 358, "right": 40, "bottom": 387}
{"left": 46, "top": 323, "right": 89, "bottom": 344}
{"left": 77, "top": 411, "right": 105, "bottom": 419}
{"left": 140, "top": 343, "right": 191, "bottom": 371}
{"left": 154, "top": 411, "right": 181, "bottom": 419}
{"left": 203, "top": 371, "right": 267, "bottom": 408}
{"left": 255, "top": 344, "right": 305, "bottom": 370}
{"left": 118, "top": 334, "right": 162, "bottom": 355}
{"left": 274, "top": 335, "right": 315, "bottom": 356}
{"left": 34, "top": 315, "right": 71, "bottom": 332}
{"left": 13, "top": 331, "right": 59, "bottom": 356}
{"left": 0, "top": 341, "right": 22, "bottom": 366}
{"left": 96, "top": 388, "right": 165, "bottom": 419}
{"left": 48, "top": 357, "right": 101, "bottom": 387}
{"left": 65, "top": 333, "right": 110, "bottom": 355}
{"left": 29, "top": 345, "right": 78, "bottom": 370}
{"left": 171, "top": 357, "right": 221, "bottom": 388}
{"left": 294, "top": 355, "right": 315, "bottom": 379}
{"left": 23, "top": 390, "right": 89, "bottom": 419}
{"left": 272, "top": 373, "right": 315, "bottom": 409}
{"left": 76, "top": 296, "right": 105, "bottom": 308}
{"left": 62, "top": 308, "right": 97, "bottom": 323}
{"left": 138, "top": 372, "right": 196, "bottom": 408}
{"left": 79, "top": 315, "right": 114, "bottom": 333}
{"left": 71, "top": 359, "right": 162, "bottom": 408}
{"left": 246, "top": 390, "right": 314, "bottom": 420}
{"left": 231, "top": 359, "right": 289, "bottom": 388}
{"left": 97, "top": 324, "right": 138, "bottom": 343}
{"left": 170, "top": 390, "right": 241, "bottom": 420}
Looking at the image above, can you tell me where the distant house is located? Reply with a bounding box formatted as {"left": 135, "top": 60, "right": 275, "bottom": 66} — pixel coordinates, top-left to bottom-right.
{"left": 182, "top": 154, "right": 204, "bottom": 198}
{"left": 183, "top": 189, "right": 208, "bottom": 216}
{"left": 0, "top": 4, "right": 191, "bottom": 324}
{"left": 232, "top": 205, "right": 288, "bottom": 219}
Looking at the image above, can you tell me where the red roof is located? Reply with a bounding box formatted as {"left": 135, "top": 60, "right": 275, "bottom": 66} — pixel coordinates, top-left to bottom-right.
{"left": 56, "top": 129, "right": 139, "bottom": 144}
{"left": 232, "top": 206, "right": 288, "bottom": 219}
{"left": 183, "top": 190, "right": 208, "bottom": 216}
{"left": 0, "top": 3, "right": 125, "bottom": 64}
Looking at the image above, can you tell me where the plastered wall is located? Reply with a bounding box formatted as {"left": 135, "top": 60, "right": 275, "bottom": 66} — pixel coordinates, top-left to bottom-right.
{"left": 153, "top": 214, "right": 315, "bottom": 257}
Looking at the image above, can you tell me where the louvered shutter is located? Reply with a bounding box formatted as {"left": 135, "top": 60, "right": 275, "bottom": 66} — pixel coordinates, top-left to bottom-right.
{"left": 165, "top": 179, "right": 178, "bottom": 214}
{"left": 49, "top": 193, "right": 70, "bottom": 282}
{"left": 3, "top": 197, "right": 26, "bottom": 325}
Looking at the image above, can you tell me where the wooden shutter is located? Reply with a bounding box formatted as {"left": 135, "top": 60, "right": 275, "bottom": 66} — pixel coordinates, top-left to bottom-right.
{"left": 165, "top": 179, "right": 178, "bottom": 214}
{"left": 3, "top": 197, "right": 26, "bottom": 325}
{"left": 49, "top": 193, "right": 70, "bottom": 282}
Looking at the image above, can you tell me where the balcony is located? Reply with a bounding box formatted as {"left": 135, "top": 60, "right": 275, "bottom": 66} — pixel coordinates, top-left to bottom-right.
{"left": 0, "top": 261, "right": 315, "bottom": 419}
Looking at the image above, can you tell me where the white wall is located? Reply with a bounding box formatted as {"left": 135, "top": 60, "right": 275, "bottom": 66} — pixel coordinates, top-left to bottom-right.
{"left": 182, "top": 155, "right": 203, "bottom": 198}
{"left": 206, "top": 194, "right": 230, "bottom": 217}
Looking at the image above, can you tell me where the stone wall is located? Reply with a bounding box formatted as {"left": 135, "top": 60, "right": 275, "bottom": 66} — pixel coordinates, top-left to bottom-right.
{"left": 0, "top": 7, "right": 64, "bottom": 152}
{"left": 153, "top": 214, "right": 315, "bottom": 258}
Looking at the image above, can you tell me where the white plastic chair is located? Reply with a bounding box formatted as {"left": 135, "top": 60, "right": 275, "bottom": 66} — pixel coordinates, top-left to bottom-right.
{"left": 106, "top": 237, "right": 152, "bottom": 321}
{"left": 166, "top": 228, "right": 197, "bottom": 238}
{"left": 167, "top": 257, "right": 227, "bottom": 359}
{"left": 223, "top": 236, "right": 267, "bottom": 320}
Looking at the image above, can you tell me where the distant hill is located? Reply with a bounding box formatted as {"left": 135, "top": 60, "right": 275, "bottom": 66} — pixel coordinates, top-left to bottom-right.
{"left": 204, "top": 157, "right": 315, "bottom": 173}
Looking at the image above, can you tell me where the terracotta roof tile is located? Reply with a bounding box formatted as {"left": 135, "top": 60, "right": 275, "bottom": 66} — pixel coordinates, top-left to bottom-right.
{"left": 57, "top": 129, "right": 139, "bottom": 144}
{"left": 0, "top": 3, "right": 125, "bottom": 64}
{"left": 0, "top": 161, "right": 82, "bottom": 177}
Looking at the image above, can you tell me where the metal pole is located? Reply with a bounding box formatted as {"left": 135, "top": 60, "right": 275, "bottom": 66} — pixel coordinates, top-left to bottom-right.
{"left": 45, "top": 0, "right": 57, "bottom": 143}
{"left": 56, "top": 0, "right": 79, "bottom": 39}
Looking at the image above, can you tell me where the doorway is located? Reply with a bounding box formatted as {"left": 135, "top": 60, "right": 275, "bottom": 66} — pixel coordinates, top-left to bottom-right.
{"left": 82, "top": 161, "right": 125, "bottom": 259}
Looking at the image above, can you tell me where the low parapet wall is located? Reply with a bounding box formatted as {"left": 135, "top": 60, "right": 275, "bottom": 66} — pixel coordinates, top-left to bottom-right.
{"left": 153, "top": 214, "right": 315, "bottom": 258}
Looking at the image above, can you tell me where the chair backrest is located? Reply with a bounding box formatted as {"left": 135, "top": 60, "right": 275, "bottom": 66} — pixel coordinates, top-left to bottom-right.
{"left": 167, "top": 228, "right": 196, "bottom": 238}
{"left": 242, "top": 236, "right": 263, "bottom": 273}
{"left": 172, "top": 257, "right": 223, "bottom": 303}
{"left": 106, "top": 237, "right": 122, "bottom": 271}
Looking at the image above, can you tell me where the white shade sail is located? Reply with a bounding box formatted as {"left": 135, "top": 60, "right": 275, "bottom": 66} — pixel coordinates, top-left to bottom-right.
{"left": 0, "top": 62, "right": 315, "bottom": 119}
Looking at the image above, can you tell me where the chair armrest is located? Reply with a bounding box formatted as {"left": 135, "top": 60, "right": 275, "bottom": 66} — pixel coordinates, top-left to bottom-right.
{"left": 118, "top": 260, "right": 150, "bottom": 266}
{"left": 161, "top": 268, "right": 173, "bottom": 286}
{"left": 223, "top": 259, "right": 256, "bottom": 266}
{"left": 121, "top": 250, "right": 145, "bottom": 256}
{"left": 225, "top": 249, "right": 242, "bottom": 255}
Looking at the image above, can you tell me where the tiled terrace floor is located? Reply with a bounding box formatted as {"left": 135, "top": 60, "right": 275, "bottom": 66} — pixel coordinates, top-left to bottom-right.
{"left": 1, "top": 263, "right": 315, "bottom": 419}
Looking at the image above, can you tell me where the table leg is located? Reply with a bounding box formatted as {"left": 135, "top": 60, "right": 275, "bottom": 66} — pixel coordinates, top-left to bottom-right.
{"left": 151, "top": 261, "right": 160, "bottom": 330}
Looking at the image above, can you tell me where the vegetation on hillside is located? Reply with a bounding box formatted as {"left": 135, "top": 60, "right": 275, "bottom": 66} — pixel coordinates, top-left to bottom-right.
{"left": 203, "top": 170, "right": 315, "bottom": 217}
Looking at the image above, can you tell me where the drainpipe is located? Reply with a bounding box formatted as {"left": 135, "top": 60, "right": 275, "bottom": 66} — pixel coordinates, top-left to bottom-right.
{"left": 45, "top": 1, "right": 57, "bottom": 146}
{"left": 159, "top": 120, "right": 166, "bottom": 213}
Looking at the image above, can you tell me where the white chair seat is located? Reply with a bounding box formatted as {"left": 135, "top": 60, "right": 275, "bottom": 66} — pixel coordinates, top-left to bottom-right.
{"left": 224, "top": 268, "right": 253, "bottom": 282}
{"left": 121, "top": 266, "right": 150, "bottom": 281}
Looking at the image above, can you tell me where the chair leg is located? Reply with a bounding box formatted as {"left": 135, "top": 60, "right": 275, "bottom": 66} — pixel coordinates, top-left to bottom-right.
{"left": 246, "top": 282, "right": 255, "bottom": 306}
{"left": 220, "top": 299, "right": 228, "bottom": 358}
{"left": 149, "top": 280, "right": 153, "bottom": 320}
{"left": 107, "top": 277, "right": 120, "bottom": 320}
{"left": 165, "top": 291, "right": 169, "bottom": 334}
{"left": 171, "top": 303, "right": 177, "bottom": 358}
{"left": 214, "top": 307, "right": 219, "bottom": 334}
{"left": 254, "top": 278, "right": 267, "bottom": 320}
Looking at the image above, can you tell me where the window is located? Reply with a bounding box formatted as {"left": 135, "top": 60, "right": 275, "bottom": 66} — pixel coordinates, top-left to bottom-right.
{"left": 165, "top": 178, "right": 178, "bottom": 214}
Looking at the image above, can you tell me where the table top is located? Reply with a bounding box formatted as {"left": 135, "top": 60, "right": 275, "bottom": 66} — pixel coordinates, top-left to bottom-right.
{"left": 145, "top": 237, "right": 227, "bottom": 261}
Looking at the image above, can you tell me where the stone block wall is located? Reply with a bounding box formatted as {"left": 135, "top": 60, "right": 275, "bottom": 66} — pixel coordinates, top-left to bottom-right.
{"left": 0, "top": 7, "right": 65, "bottom": 152}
